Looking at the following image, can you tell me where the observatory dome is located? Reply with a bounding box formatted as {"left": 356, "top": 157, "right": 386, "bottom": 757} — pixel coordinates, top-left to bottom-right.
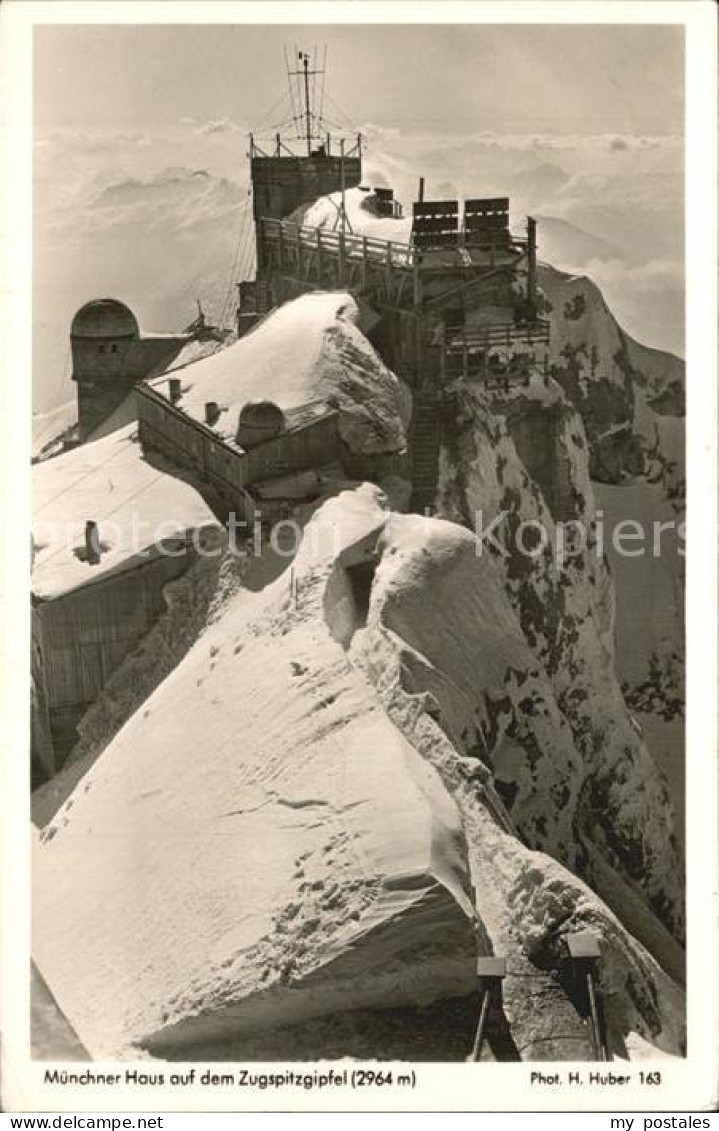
{"left": 71, "top": 299, "right": 139, "bottom": 341}
{"left": 236, "top": 400, "right": 286, "bottom": 450}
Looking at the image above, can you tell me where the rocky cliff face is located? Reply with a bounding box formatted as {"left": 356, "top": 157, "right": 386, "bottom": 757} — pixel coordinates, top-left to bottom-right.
{"left": 538, "top": 264, "right": 684, "bottom": 493}
{"left": 435, "top": 374, "right": 683, "bottom": 944}
{"left": 535, "top": 265, "right": 685, "bottom": 805}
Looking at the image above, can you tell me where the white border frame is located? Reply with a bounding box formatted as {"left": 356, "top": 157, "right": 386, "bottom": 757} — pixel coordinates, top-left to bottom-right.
{"left": 1, "top": 0, "right": 716, "bottom": 1113}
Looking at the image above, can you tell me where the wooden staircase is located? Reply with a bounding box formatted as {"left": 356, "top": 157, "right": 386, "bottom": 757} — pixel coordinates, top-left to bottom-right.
{"left": 409, "top": 389, "right": 442, "bottom": 515}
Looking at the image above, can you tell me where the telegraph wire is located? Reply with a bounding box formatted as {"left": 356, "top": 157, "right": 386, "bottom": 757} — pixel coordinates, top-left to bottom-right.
{"left": 35, "top": 438, "right": 142, "bottom": 515}
{"left": 249, "top": 88, "right": 291, "bottom": 134}
{"left": 317, "top": 44, "right": 328, "bottom": 133}
{"left": 283, "top": 44, "right": 299, "bottom": 135}
{"left": 218, "top": 192, "right": 253, "bottom": 329}
{"left": 324, "top": 90, "right": 357, "bottom": 134}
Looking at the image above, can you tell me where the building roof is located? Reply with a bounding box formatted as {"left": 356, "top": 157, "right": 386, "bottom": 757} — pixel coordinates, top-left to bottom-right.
{"left": 32, "top": 424, "right": 220, "bottom": 601}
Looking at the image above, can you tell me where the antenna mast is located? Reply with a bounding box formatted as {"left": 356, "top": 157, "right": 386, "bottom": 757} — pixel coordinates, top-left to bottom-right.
{"left": 289, "top": 49, "right": 324, "bottom": 156}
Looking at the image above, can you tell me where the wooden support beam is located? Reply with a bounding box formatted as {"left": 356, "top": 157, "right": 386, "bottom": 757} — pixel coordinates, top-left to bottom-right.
{"left": 527, "top": 216, "right": 537, "bottom": 310}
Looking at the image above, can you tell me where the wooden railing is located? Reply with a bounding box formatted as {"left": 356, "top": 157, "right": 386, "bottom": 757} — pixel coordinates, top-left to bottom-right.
{"left": 261, "top": 216, "right": 532, "bottom": 271}
{"left": 444, "top": 320, "right": 550, "bottom": 353}
{"left": 260, "top": 216, "right": 414, "bottom": 269}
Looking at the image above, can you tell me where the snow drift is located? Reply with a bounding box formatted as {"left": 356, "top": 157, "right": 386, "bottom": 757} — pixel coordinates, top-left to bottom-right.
{"left": 34, "top": 480, "right": 684, "bottom": 1059}
{"left": 33, "top": 494, "right": 477, "bottom": 1058}
{"left": 148, "top": 291, "right": 411, "bottom": 458}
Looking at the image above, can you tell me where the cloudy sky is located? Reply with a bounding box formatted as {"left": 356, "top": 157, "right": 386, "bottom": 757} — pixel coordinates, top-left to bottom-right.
{"left": 33, "top": 22, "right": 684, "bottom": 416}
{"left": 36, "top": 24, "right": 683, "bottom": 136}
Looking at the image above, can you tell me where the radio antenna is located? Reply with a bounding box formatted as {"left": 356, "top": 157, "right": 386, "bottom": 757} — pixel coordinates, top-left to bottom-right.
{"left": 288, "top": 49, "right": 324, "bottom": 156}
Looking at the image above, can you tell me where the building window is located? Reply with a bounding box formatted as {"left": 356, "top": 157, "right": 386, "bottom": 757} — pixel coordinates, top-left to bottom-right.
{"left": 98, "top": 344, "right": 106, "bottom": 353}
{"left": 111, "top": 343, "right": 118, "bottom": 352}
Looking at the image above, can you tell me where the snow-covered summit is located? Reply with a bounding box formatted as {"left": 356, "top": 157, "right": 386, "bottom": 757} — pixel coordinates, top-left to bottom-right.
{"left": 148, "top": 290, "right": 411, "bottom": 456}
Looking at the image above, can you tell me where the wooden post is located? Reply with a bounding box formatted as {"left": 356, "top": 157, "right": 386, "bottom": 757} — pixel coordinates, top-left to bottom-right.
{"left": 385, "top": 241, "right": 393, "bottom": 301}
{"left": 418, "top": 176, "right": 425, "bottom": 203}
{"left": 278, "top": 222, "right": 285, "bottom": 273}
{"left": 527, "top": 216, "right": 537, "bottom": 312}
{"left": 316, "top": 228, "right": 323, "bottom": 286}
{"left": 566, "top": 932, "right": 607, "bottom": 1062}
{"left": 296, "top": 223, "right": 302, "bottom": 282}
{"left": 466, "top": 958, "right": 506, "bottom": 1062}
{"left": 339, "top": 138, "right": 346, "bottom": 283}
{"left": 362, "top": 236, "right": 369, "bottom": 291}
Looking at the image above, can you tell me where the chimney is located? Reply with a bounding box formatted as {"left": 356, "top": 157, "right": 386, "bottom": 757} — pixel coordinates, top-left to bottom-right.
{"left": 418, "top": 176, "right": 425, "bottom": 203}
{"left": 204, "top": 401, "right": 220, "bottom": 426}
{"left": 85, "top": 521, "right": 101, "bottom": 566}
{"left": 169, "top": 378, "right": 182, "bottom": 404}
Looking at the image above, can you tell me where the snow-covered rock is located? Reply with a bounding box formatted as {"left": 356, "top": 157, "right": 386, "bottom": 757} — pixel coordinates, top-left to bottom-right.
{"left": 434, "top": 375, "right": 683, "bottom": 946}
{"left": 538, "top": 264, "right": 684, "bottom": 485}
{"left": 34, "top": 483, "right": 684, "bottom": 1060}
{"left": 148, "top": 291, "right": 411, "bottom": 458}
{"left": 291, "top": 186, "right": 412, "bottom": 246}
{"left": 33, "top": 493, "right": 476, "bottom": 1058}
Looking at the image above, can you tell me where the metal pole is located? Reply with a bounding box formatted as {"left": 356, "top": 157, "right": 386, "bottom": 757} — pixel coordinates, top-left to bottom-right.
{"left": 339, "top": 138, "right": 346, "bottom": 281}
{"left": 340, "top": 138, "right": 346, "bottom": 231}
{"left": 586, "top": 969, "right": 607, "bottom": 1061}
{"left": 467, "top": 987, "right": 491, "bottom": 1062}
{"left": 303, "top": 53, "right": 312, "bottom": 157}
{"left": 527, "top": 216, "right": 537, "bottom": 311}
